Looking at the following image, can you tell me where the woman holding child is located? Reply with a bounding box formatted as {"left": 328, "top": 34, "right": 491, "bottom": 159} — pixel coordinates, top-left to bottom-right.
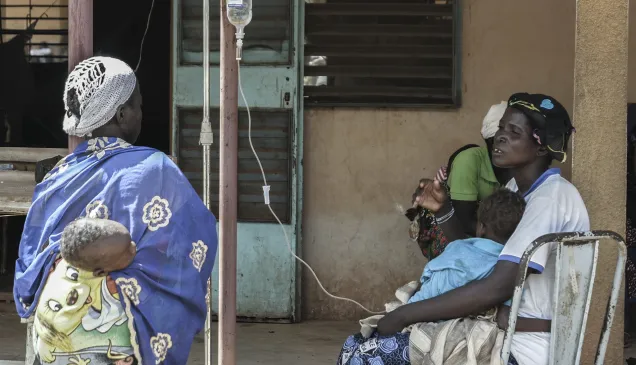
{"left": 337, "top": 93, "right": 588, "bottom": 365}
{"left": 14, "top": 57, "right": 218, "bottom": 365}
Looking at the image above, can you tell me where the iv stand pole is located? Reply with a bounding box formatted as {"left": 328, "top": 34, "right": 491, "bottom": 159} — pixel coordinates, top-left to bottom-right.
{"left": 219, "top": 0, "right": 239, "bottom": 364}
{"left": 200, "top": 0, "right": 213, "bottom": 363}
{"left": 200, "top": 1, "right": 238, "bottom": 364}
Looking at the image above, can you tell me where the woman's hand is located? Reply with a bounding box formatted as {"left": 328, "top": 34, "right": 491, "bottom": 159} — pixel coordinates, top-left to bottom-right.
{"left": 376, "top": 311, "right": 406, "bottom": 336}
{"left": 413, "top": 179, "right": 448, "bottom": 213}
{"left": 412, "top": 179, "right": 435, "bottom": 205}
{"left": 410, "top": 166, "right": 445, "bottom": 204}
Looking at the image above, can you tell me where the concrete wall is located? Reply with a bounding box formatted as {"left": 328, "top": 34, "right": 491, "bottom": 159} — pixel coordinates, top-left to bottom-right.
{"left": 571, "top": 1, "right": 629, "bottom": 363}
{"left": 302, "top": 0, "right": 635, "bottom": 320}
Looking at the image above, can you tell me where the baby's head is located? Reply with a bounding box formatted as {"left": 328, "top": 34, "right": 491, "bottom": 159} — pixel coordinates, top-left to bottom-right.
{"left": 60, "top": 218, "right": 136, "bottom": 277}
{"left": 476, "top": 189, "right": 526, "bottom": 244}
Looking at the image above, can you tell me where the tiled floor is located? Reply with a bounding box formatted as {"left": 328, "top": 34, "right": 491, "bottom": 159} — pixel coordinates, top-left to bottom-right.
{"left": 0, "top": 310, "right": 355, "bottom": 365}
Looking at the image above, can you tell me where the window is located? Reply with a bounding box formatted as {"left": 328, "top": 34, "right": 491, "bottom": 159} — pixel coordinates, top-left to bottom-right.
{"left": 304, "top": 0, "right": 460, "bottom": 107}
{"left": 0, "top": 0, "right": 68, "bottom": 63}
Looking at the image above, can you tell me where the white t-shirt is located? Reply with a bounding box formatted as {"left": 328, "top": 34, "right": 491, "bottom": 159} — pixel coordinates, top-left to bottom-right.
{"left": 500, "top": 168, "right": 590, "bottom": 365}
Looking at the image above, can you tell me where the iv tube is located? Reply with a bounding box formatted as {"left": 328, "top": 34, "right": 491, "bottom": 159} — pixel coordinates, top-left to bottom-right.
{"left": 226, "top": 0, "right": 252, "bottom": 60}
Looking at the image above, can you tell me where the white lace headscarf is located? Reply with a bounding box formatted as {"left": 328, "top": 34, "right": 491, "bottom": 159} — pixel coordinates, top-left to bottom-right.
{"left": 63, "top": 57, "right": 137, "bottom": 137}
{"left": 481, "top": 101, "right": 507, "bottom": 139}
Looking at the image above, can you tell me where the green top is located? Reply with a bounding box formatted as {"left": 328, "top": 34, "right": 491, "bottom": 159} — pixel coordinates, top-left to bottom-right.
{"left": 447, "top": 146, "right": 499, "bottom": 201}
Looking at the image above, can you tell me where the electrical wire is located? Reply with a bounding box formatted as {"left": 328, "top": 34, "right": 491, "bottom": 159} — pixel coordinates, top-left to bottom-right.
{"left": 237, "top": 60, "right": 385, "bottom": 315}
{"left": 36, "top": 0, "right": 60, "bottom": 20}
{"left": 135, "top": 0, "right": 156, "bottom": 72}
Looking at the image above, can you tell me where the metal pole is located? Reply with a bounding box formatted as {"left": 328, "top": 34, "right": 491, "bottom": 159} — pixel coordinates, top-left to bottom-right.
{"left": 67, "top": 0, "right": 93, "bottom": 153}
{"left": 219, "top": 0, "right": 238, "bottom": 364}
{"left": 199, "top": 0, "right": 214, "bottom": 363}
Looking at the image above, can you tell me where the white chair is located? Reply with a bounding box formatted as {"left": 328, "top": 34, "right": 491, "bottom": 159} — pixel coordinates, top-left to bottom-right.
{"left": 501, "top": 231, "right": 627, "bottom": 365}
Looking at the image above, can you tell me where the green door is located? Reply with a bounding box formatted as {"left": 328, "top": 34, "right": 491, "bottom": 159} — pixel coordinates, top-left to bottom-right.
{"left": 170, "top": 0, "right": 303, "bottom": 320}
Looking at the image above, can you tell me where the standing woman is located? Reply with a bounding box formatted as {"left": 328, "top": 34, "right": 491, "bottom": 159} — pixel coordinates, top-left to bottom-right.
{"left": 337, "top": 93, "right": 587, "bottom": 365}
{"left": 14, "top": 57, "right": 217, "bottom": 365}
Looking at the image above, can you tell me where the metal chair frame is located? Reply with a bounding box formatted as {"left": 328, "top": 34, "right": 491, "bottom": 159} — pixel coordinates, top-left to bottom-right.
{"left": 501, "top": 231, "right": 626, "bottom": 365}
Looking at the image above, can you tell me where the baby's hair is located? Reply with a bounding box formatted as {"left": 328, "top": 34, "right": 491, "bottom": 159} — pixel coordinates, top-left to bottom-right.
{"left": 477, "top": 188, "right": 526, "bottom": 243}
{"left": 60, "top": 218, "right": 128, "bottom": 270}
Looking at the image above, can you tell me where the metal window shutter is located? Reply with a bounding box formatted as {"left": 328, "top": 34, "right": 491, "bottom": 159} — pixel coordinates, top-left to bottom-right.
{"left": 0, "top": 1, "right": 68, "bottom": 63}
{"left": 178, "top": 109, "right": 291, "bottom": 223}
{"left": 304, "top": 0, "right": 459, "bottom": 107}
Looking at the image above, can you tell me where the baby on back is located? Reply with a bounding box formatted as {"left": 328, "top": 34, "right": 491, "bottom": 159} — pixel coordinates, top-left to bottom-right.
{"left": 32, "top": 218, "right": 137, "bottom": 363}
{"left": 408, "top": 188, "right": 526, "bottom": 303}
{"left": 60, "top": 217, "right": 136, "bottom": 276}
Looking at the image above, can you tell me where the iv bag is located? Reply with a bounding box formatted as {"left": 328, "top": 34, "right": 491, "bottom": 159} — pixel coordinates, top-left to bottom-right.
{"left": 227, "top": 0, "right": 252, "bottom": 29}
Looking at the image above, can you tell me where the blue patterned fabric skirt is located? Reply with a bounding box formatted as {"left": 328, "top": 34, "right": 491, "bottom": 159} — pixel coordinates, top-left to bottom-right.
{"left": 336, "top": 332, "right": 520, "bottom": 365}
{"left": 337, "top": 333, "right": 411, "bottom": 365}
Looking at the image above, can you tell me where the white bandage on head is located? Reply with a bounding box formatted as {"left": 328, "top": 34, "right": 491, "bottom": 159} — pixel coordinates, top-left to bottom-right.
{"left": 480, "top": 101, "right": 507, "bottom": 139}
{"left": 62, "top": 57, "right": 137, "bottom": 137}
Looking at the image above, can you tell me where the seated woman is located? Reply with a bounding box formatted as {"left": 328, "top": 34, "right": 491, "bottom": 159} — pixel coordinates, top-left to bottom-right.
{"left": 408, "top": 188, "right": 525, "bottom": 304}
{"left": 337, "top": 93, "right": 588, "bottom": 365}
{"left": 14, "top": 57, "right": 218, "bottom": 365}
{"left": 409, "top": 102, "right": 510, "bottom": 259}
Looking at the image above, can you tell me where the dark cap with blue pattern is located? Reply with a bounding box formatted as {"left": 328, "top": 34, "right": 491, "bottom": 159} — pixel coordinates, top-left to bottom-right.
{"left": 508, "top": 92, "right": 574, "bottom": 163}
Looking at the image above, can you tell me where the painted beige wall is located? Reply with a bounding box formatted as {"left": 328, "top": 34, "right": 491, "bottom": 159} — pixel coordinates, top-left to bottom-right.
{"left": 302, "top": 0, "right": 636, "bottom": 320}
{"left": 571, "top": 1, "right": 629, "bottom": 363}
{"left": 630, "top": 0, "right": 636, "bottom": 104}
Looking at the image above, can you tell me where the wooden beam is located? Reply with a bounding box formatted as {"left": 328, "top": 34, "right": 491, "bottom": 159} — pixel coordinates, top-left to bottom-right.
{"left": 67, "top": 0, "right": 94, "bottom": 153}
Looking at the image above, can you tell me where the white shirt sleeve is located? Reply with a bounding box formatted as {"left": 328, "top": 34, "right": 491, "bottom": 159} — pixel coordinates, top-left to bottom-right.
{"left": 499, "top": 195, "right": 561, "bottom": 273}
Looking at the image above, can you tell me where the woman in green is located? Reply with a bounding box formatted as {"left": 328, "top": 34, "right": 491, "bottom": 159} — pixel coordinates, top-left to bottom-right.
{"left": 409, "top": 102, "right": 510, "bottom": 259}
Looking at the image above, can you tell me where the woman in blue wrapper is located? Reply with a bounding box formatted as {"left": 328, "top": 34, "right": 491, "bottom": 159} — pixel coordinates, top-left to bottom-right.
{"left": 13, "top": 56, "right": 218, "bottom": 365}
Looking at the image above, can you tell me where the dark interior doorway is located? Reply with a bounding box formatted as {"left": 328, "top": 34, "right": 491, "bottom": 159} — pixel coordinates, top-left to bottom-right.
{"left": 0, "top": 0, "right": 172, "bottom": 300}
{"left": 94, "top": 0, "right": 171, "bottom": 153}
